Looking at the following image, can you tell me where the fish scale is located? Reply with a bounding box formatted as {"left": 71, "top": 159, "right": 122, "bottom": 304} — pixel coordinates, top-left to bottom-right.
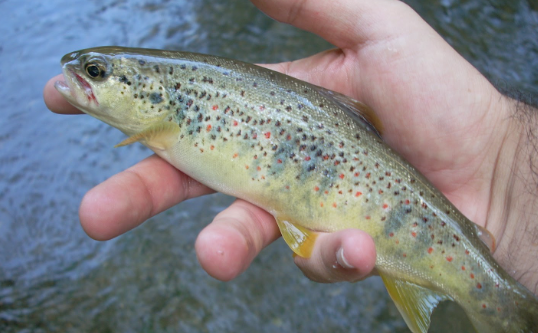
{"left": 56, "top": 47, "right": 538, "bottom": 333}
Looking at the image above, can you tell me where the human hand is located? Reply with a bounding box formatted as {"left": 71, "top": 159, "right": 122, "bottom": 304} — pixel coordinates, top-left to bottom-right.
{"left": 44, "top": 0, "right": 537, "bottom": 292}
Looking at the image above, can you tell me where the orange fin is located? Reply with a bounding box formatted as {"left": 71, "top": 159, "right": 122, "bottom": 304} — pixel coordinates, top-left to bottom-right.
{"left": 115, "top": 122, "right": 179, "bottom": 151}
{"left": 380, "top": 272, "right": 452, "bottom": 333}
{"left": 275, "top": 218, "right": 318, "bottom": 258}
{"left": 475, "top": 224, "right": 496, "bottom": 253}
{"left": 311, "top": 85, "right": 384, "bottom": 137}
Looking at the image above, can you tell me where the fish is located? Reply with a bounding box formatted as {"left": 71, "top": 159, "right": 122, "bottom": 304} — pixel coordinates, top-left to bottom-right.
{"left": 55, "top": 46, "right": 538, "bottom": 333}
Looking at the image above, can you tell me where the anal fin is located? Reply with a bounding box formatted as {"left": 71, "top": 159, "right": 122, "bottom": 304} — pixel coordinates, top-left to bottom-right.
{"left": 115, "top": 122, "right": 180, "bottom": 151}
{"left": 380, "top": 273, "right": 453, "bottom": 333}
{"left": 275, "top": 218, "right": 318, "bottom": 258}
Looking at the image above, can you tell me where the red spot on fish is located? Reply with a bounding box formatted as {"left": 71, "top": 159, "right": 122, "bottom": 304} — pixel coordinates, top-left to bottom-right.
{"left": 212, "top": 105, "right": 218, "bottom": 110}
{"left": 497, "top": 307, "right": 501, "bottom": 312}
{"left": 277, "top": 159, "right": 282, "bottom": 164}
{"left": 245, "top": 165, "right": 249, "bottom": 169}
{"left": 259, "top": 105, "right": 265, "bottom": 111}
{"left": 324, "top": 190, "right": 329, "bottom": 195}
{"left": 320, "top": 202, "right": 324, "bottom": 207}
{"left": 446, "top": 256, "right": 453, "bottom": 262}
{"left": 462, "top": 266, "right": 466, "bottom": 270}
{"left": 389, "top": 232, "right": 394, "bottom": 237}
{"left": 402, "top": 253, "right": 407, "bottom": 258}
{"left": 233, "top": 120, "right": 238, "bottom": 126}
{"left": 332, "top": 202, "right": 337, "bottom": 208}
{"left": 411, "top": 232, "right": 417, "bottom": 238}
{"left": 477, "top": 283, "right": 482, "bottom": 289}
{"left": 465, "top": 250, "right": 470, "bottom": 255}
{"left": 378, "top": 190, "right": 384, "bottom": 194}
{"left": 354, "top": 172, "right": 360, "bottom": 177}
{"left": 206, "top": 124, "right": 212, "bottom": 132}
{"left": 383, "top": 203, "right": 388, "bottom": 209}
{"left": 264, "top": 132, "right": 271, "bottom": 139}
{"left": 405, "top": 199, "right": 410, "bottom": 205}
{"left": 210, "top": 145, "right": 215, "bottom": 150}
{"left": 428, "top": 247, "right": 433, "bottom": 254}
{"left": 355, "top": 191, "right": 362, "bottom": 197}
{"left": 365, "top": 216, "right": 371, "bottom": 220}
{"left": 334, "top": 161, "right": 340, "bottom": 166}
{"left": 257, "top": 166, "right": 261, "bottom": 171}
{"left": 470, "top": 273, "right": 475, "bottom": 279}
{"left": 285, "top": 185, "right": 290, "bottom": 190}
{"left": 339, "top": 173, "right": 345, "bottom": 179}
{"left": 314, "top": 186, "right": 319, "bottom": 191}
{"left": 305, "top": 156, "right": 311, "bottom": 161}
{"left": 252, "top": 133, "right": 258, "bottom": 139}
{"left": 430, "top": 265, "right": 434, "bottom": 269}
{"left": 365, "top": 173, "right": 371, "bottom": 178}
{"left": 233, "top": 153, "right": 238, "bottom": 158}
{"left": 395, "top": 239, "right": 400, "bottom": 244}
{"left": 482, "top": 304, "right": 486, "bottom": 309}
{"left": 286, "top": 135, "right": 291, "bottom": 140}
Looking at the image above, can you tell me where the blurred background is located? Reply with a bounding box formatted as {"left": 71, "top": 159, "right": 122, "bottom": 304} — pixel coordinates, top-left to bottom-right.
{"left": 0, "top": 0, "right": 536, "bottom": 332}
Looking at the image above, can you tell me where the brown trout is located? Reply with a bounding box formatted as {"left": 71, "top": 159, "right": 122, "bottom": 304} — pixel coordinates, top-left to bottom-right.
{"left": 55, "top": 47, "right": 538, "bottom": 332}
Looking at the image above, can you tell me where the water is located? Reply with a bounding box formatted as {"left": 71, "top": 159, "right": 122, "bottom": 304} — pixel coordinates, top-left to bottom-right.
{"left": 0, "top": 0, "right": 536, "bottom": 332}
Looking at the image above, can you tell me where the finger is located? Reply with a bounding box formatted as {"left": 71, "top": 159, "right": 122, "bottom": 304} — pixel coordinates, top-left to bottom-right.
{"left": 250, "top": 0, "right": 415, "bottom": 49}
{"left": 294, "top": 229, "right": 376, "bottom": 283}
{"left": 79, "top": 154, "right": 214, "bottom": 240}
{"left": 195, "top": 199, "right": 280, "bottom": 281}
{"left": 44, "top": 74, "right": 83, "bottom": 114}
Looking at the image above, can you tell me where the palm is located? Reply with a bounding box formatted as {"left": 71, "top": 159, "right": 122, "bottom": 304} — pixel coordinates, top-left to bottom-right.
{"left": 261, "top": 7, "right": 502, "bottom": 228}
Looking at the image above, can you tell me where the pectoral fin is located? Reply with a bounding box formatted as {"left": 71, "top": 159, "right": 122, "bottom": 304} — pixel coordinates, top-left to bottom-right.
{"left": 275, "top": 218, "right": 318, "bottom": 258}
{"left": 380, "top": 273, "right": 453, "bottom": 333}
{"left": 115, "top": 122, "right": 180, "bottom": 151}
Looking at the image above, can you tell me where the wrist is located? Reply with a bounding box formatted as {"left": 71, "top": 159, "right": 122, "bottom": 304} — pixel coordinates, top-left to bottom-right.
{"left": 487, "top": 96, "right": 538, "bottom": 294}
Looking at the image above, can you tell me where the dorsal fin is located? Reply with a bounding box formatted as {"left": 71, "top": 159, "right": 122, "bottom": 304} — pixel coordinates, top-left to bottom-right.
{"left": 475, "top": 224, "right": 496, "bottom": 253}
{"left": 311, "top": 86, "right": 384, "bottom": 138}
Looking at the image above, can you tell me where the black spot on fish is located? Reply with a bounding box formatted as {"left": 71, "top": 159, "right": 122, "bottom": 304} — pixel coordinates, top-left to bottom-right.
{"left": 119, "top": 75, "right": 128, "bottom": 83}
{"left": 139, "top": 60, "right": 146, "bottom": 65}
{"left": 153, "top": 65, "right": 160, "bottom": 73}
{"left": 149, "top": 92, "right": 163, "bottom": 104}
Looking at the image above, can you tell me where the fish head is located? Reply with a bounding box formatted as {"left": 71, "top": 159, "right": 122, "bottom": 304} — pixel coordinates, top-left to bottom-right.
{"left": 55, "top": 47, "right": 170, "bottom": 136}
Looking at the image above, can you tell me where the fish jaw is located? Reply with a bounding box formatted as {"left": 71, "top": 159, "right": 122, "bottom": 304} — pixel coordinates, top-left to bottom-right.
{"left": 55, "top": 65, "right": 100, "bottom": 114}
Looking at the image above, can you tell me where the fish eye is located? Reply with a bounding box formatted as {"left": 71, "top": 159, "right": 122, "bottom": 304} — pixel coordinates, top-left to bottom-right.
{"left": 84, "top": 59, "right": 108, "bottom": 80}
{"left": 86, "top": 64, "right": 101, "bottom": 78}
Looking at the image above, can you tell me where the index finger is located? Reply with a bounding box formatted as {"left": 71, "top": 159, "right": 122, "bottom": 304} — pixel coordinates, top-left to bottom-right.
{"left": 80, "top": 154, "right": 215, "bottom": 240}
{"left": 43, "top": 74, "right": 84, "bottom": 114}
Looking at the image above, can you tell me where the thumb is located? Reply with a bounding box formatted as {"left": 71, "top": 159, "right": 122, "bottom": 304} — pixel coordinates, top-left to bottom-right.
{"left": 293, "top": 229, "right": 377, "bottom": 283}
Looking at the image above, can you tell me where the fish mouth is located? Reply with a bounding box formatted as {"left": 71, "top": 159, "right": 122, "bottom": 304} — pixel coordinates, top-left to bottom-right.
{"left": 54, "top": 68, "right": 99, "bottom": 110}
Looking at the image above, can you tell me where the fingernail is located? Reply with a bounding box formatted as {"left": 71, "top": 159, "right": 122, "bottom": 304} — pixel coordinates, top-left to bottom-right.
{"left": 336, "top": 247, "right": 354, "bottom": 269}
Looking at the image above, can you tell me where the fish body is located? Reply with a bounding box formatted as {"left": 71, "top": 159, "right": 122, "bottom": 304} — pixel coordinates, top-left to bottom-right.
{"left": 56, "top": 47, "right": 538, "bottom": 332}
